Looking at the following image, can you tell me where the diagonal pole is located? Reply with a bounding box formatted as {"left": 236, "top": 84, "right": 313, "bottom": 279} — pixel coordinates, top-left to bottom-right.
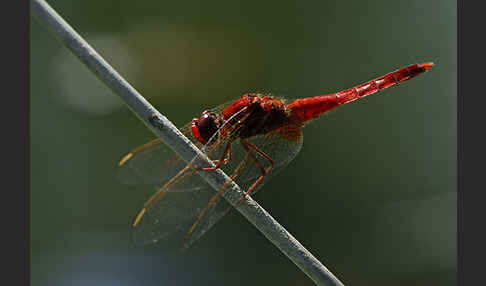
{"left": 30, "top": 1, "right": 346, "bottom": 285}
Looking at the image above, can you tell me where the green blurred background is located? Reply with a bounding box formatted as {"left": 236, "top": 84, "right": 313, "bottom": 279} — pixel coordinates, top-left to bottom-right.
{"left": 31, "top": 0, "right": 456, "bottom": 285}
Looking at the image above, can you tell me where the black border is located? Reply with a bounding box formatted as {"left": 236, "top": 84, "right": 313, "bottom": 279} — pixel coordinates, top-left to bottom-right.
{"left": 5, "top": 0, "right": 30, "bottom": 285}
{"left": 458, "top": 1, "right": 485, "bottom": 286}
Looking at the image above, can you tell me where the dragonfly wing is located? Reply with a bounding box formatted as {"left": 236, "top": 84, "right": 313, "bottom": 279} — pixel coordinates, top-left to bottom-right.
{"left": 181, "top": 125, "right": 304, "bottom": 249}
{"left": 130, "top": 172, "right": 235, "bottom": 247}
{"left": 130, "top": 182, "right": 222, "bottom": 246}
{"left": 130, "top": 146, "right": 237, "bottom": 246}
{"left": 128, "top": 123, "right": 238, "bottom": 246}
{"left": 117, "top": 123, "right": 199, "bottom": 186}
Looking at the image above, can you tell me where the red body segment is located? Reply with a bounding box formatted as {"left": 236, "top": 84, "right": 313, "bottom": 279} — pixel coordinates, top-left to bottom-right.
{"left": 222, "top": 93, "right": 257, "bottom": 120}
{"left": 287, "top": 62, "right": 434, "bottom": 122}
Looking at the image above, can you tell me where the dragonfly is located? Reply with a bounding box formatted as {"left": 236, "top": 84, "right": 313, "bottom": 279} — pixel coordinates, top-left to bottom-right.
{"left": 117, "top": 62, "right": 434, "bottom": 249}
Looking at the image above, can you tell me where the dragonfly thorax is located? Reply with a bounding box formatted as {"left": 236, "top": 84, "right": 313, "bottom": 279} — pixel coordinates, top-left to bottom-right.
{"left": 222, "top": 94, "right": 291, "bottom": 140}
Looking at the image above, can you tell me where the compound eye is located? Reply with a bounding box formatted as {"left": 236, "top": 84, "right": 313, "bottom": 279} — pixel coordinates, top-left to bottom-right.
{"left": 191, "top": 110, "right": 220, "bottom": 145}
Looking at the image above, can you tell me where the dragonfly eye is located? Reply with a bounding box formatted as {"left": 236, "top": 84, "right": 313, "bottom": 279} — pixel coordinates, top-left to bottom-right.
{"left": 191, "top": 110, "right": 221, "bottom": 145}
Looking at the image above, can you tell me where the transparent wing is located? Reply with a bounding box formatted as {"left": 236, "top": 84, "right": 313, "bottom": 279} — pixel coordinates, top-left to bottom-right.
{"left": 116, "top": 123, "right": 199, "bottom": 188}
{"left": 129, "top": 173, "right": 228, "bottom": 246}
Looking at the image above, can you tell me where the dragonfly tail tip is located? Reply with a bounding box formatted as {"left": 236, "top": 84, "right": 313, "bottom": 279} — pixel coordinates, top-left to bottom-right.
{"left": 420, "top": 62, "right": 435, "bottom": 71}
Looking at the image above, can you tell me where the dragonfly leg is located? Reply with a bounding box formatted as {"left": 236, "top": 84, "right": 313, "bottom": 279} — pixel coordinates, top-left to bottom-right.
{"left": 202, "top": 142, "right": 233, "bottom": 171}
{"left": 239, "top": 139, "right": 274, "bottom": 199}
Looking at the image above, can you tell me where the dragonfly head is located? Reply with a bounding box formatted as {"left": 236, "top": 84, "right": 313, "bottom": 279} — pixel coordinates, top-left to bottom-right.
{"left": 191, "top": 110, "right": 222, "bottom": 145}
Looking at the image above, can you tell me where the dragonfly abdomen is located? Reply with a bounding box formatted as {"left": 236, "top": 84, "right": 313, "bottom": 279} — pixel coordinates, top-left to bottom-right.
{"left": 287, "top": 62, "right": 434, "bottom": 122}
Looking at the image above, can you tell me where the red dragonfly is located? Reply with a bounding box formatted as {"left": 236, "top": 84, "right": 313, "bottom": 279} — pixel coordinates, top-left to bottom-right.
{"left": 118, "top": 62, "right": 434, "bottom": 249}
